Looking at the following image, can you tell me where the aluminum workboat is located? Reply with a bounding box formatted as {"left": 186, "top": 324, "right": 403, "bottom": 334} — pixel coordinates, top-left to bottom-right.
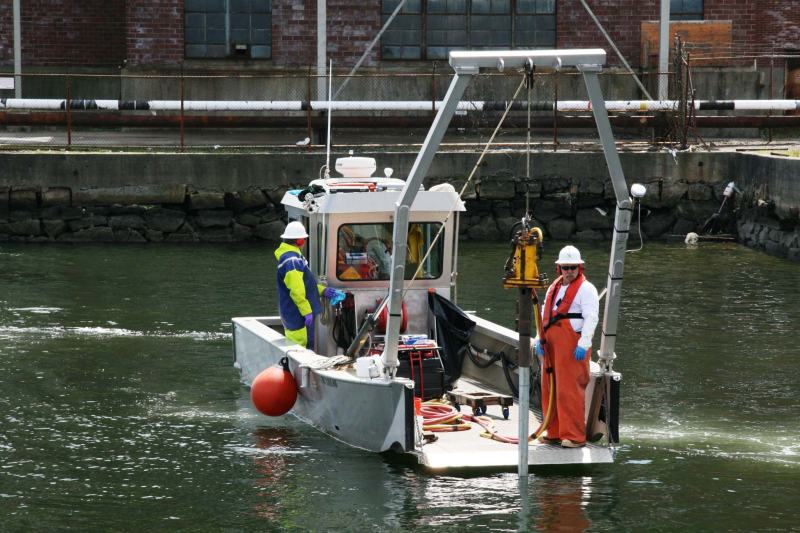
{"left": 233, "top": 49, "right": 635, "bottom": 470}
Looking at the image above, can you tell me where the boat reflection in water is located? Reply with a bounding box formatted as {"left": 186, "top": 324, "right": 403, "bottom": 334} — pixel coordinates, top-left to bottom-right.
{"left": 250, "top": 427, "right": 300, "bottom": 521}
{"left": 533, "top": 476, "right": 592, "bottom": 532}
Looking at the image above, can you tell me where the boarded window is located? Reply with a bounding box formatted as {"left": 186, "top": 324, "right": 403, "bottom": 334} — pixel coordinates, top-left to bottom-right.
{"left": 185, "top": 0, "right": 272, "bottom": 59}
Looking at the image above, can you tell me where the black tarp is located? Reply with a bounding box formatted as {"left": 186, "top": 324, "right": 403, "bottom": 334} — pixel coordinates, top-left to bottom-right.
{"left": 428, "top": 292, "right": 476, "bottom": 389}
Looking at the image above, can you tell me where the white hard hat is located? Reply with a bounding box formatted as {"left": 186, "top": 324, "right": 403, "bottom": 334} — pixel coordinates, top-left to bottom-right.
{"left": 280, "top": 221, "right": 309, "bottom": 240}
{"left": 555, "top": 245, "right": 584, "bottom": 265}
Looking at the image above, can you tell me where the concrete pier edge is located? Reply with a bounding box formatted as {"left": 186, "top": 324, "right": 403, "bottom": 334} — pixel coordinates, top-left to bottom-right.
{"left": 0, "top": 149, "right": 797, "bottom": 260}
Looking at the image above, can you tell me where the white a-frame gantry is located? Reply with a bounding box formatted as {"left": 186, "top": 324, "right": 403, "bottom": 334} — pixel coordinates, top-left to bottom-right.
{"left": 381, "top": 50, "right": 631, "bottom": 465}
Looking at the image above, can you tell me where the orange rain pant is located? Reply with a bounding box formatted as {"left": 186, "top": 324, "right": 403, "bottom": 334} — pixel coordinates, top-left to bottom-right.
{"left": 541, "top": 318, "right": 590, "bottom": 443}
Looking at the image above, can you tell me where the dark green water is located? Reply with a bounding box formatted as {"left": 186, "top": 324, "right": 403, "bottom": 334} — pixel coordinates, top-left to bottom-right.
{"left": 1, "top": 241, "right": 798, "bottom": 531}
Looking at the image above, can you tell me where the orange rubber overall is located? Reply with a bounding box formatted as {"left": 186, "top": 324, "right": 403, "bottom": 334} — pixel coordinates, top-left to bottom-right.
{"left": 541, "top": 300, "right": 590, "bottom": 444}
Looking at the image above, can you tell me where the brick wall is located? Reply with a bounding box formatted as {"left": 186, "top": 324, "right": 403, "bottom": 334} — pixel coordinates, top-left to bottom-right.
{"left": 126, "top": 0, "right": 183, "bottom": 66}
{"left": 664, "top": 0, "right": 798, "bottom": 66}
{"left": 557, "top": 1, "right": 659, "bottom": 68}
{"left": 0, "top": 1, "right": 797, "bottom": 71}
{"left": 0, "top": 4, "right": 11, "bottom": 63}
{"left": 558, "top": 0, "right": 799, "bottom": 69}
{"left": 327, "top": 1, "right": 381, "bottom": 67}
{"left": 271, "top": 1, "right": 381, "bottom": 67}
{"left": 271, "top": 0, "right": 317, "bottom": 67}
{"left": 6, "top": 0, "right": 126, "bottom": 67}
{"left": 772, "top": 0, "right": 800, "bottom": 50}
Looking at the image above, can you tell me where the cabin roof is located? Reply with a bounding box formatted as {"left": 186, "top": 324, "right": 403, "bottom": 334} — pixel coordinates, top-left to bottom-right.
{"left": 281, "top": 188, "right": 466, "bottom": 215}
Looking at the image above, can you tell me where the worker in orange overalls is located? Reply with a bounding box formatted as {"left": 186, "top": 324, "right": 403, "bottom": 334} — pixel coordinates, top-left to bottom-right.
{"left": 534, "top": 245, "right": 599, "bottom": 448}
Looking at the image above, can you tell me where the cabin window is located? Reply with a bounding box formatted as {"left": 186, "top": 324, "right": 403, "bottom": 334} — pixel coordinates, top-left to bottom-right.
{"left": 336, "top": 222, "right": 444, "bottom": 281}
{"left": 185, "top": 0, "right": 272, "bottom": 59}
{"left": 381, "top": 0, "right": 555, "bottom": 60}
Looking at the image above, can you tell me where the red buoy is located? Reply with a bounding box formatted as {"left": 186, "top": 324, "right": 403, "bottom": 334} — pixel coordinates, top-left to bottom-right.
{"left": 250, "top": 357, "right": 297, "bottom": 416}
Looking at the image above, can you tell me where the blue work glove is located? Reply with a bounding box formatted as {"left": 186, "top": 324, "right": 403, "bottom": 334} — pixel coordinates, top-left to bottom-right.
{"left": 323, "top": 287, "right": 346, "bottom": 305}
{"left": 304, "top": 313, "right": 314, "bottom": 329}
{"left": 574, "top": 346, "right": 587, "bottom": 361}
{"left": 534, "top": 339, "right": 544, "bottom": 357}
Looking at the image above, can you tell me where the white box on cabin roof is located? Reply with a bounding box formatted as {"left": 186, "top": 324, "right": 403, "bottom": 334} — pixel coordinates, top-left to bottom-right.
{"left": 335, "top": 157, "right": 377, "bottom": 179}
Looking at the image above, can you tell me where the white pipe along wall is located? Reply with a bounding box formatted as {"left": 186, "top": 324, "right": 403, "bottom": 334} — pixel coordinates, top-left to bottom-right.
{"left": 1, "top": 99, "right": 799, "bottom": 112}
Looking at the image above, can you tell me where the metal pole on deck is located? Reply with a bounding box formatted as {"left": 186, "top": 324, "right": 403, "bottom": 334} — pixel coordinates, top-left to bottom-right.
{"left": 517, "top": 288, "right": 533, "bottom": 477}
{"left": 581, "top": 65, "right": 631, "bottom": 444}
{"left": 382, "top": 70, "right": 474, "bottom": 373}
{"left": 581, "top": 66, "right": 631, "bottom": 371}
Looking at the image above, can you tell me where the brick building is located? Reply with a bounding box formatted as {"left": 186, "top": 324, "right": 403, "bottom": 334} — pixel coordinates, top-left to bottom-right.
{"left": 1, "top": 0, "right": 798, "bottom": 70}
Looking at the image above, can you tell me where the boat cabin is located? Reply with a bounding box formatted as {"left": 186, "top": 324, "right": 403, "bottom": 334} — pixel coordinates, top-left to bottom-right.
{"left": 280, "top": 156, "right": 465, "bottom": 356}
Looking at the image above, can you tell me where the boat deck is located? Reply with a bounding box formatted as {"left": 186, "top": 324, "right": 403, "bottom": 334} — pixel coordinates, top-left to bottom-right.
{"left": 416, "top": 377, "right": 613, "bottom": 470}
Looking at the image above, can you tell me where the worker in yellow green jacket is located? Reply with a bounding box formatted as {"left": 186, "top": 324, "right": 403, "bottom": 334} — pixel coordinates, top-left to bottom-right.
{"left": 275, "top": 221, "right": 343, "bottom": 349}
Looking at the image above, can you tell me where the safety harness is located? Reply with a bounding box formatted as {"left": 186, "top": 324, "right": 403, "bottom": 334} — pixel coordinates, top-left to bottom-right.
{"left": 542, "top": 274, "right": 585, "bottom": 332}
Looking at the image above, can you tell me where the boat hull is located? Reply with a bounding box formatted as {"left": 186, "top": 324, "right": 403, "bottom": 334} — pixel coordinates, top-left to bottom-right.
{"left": 233, "top": 315, "right": 615, "bottom": 469}
{"left": 233, "top": 316, "right": 413, "bottom": 453}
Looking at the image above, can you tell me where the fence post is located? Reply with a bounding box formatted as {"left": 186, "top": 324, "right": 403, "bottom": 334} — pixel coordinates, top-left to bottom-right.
{"left": 306, "top": 66, "right": 313, "bottom": 148}
{"left": 678, "top": 39, "right": 690, "bottom": 150}
{"left": 431, "top": 62, "right": 437, "bottom": 116}
{"left": 768, "top": 55, "right": 773, "bottom": 143}
{"left": 553, "top": 71, "right": 558, "bottom": 150}
{"left": 180, "top": 66, "right": 185, "bottom": 151}
{"left": 66, "top": 76, "right": 72, "bottom": 150}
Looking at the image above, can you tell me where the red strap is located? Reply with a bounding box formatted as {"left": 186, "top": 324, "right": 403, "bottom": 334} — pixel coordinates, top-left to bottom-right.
{"left": 543, "top": 274, "right": 585, "bottom": 327}
{"left": 410, "top": 352, "right": 425, "bottom": 400}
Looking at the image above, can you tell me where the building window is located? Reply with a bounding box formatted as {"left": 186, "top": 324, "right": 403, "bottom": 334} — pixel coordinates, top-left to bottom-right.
{"left": 382, "top": 0, "right": 423, "bottom": 60}
{"left": 515, "top": 0, "right": 555, "bottom": 48}
{"left": 670, "top": 0, "right": 703, "bottom": 20}
{"left": 471, "top": 0, "right": 512, "bottom": 50}
{"left": 381, "top": 0, "right": 555, "bottom": 60}
{"left": 185, "top": 0, "right": 272, "bottom": 59}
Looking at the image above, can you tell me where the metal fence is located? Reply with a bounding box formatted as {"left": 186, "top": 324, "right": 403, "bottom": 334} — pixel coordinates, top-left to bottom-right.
{"left": 0, "top": 64, "right": 797, "bottom": 151}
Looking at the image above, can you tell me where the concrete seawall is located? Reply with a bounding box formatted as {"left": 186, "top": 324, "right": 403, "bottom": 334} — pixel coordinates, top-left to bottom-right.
{"left": 1, "top": 149, "right": 798, "bottom": 260}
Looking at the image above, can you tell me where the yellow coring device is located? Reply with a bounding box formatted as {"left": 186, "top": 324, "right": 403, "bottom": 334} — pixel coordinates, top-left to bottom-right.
{"left": 502, "top": 225, "right": 548, "bottom": 289}
{"left": 502, "top": 223, "right": 554, "bottom": 441}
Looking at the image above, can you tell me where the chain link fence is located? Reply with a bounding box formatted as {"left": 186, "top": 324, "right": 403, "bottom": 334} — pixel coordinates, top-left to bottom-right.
{"left": 0, "top": 64, "right": 791, "bottom": 151}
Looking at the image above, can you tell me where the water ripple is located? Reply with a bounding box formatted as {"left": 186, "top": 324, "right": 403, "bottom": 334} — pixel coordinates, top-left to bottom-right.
{"left": 0, "top": 325, "right": 230, "bottom": 341}
{"left": 7, "top": 307, "right": 63, "bottom": 314}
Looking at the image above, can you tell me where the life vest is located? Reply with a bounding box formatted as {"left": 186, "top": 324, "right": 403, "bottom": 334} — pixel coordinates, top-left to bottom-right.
{"left": 543, "top": 274, "right": 585, "bottom": 332}
{"left": 275, "top": 243, "right": 322, "bottom": 331}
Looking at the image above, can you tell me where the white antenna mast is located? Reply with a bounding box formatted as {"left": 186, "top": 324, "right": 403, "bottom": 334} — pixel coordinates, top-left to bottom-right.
{"left": 325, "top": 59, "right": 333, "bottom": 179}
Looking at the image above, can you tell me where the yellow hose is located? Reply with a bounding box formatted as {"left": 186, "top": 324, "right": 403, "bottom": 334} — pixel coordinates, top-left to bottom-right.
{"left": 531, "top": 371, "right": 554, "bottom": 441}
{"left": 531, "top": 299, "right": 554, "bottom": 441}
